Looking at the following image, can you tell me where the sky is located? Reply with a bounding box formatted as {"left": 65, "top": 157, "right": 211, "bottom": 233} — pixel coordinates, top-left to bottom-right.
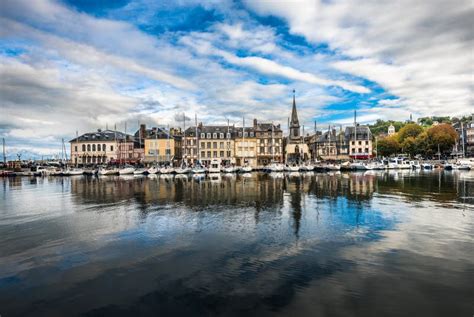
{"left": 1, "top": 0, "right": 473, "bottom": 158}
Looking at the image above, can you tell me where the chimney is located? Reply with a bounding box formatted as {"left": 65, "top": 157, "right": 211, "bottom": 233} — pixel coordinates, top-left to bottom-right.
{"left": 140, "top": 124, "right": 146, "bottom": 138}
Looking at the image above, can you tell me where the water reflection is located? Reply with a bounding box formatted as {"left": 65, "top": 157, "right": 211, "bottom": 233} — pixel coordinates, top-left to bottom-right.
{"left": 0, "top": 171, "right": 473, "bottom": 316}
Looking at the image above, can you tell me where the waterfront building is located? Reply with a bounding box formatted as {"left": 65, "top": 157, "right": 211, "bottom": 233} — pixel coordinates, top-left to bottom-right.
{"left": 182, "top": 123, "right": 202, "bottom": 165}
{"left": 196, "top": 125, "right": 237, "bottom": 167}
{"left": 345, "top": 125, "right": 373, "bottom": 159}
{"left": 69, "top": 129, "right": 134, "bottom": 165}
{"left": 235, "top": 127, "right": 258, "bottom": 167}
{"left": 307, "top": 127, "right": 349, "bottom": 160}
{"left": 285, "top": 92, "right": 310, "bottom": 163}
{"left": 254, "top": 119, "right": 283, "bottom": 165}
{"left": 143, "top": 126, "right": 182, "bottom": 164}
{"left": 466, "top": 116, "right": 474, "bottom": 157}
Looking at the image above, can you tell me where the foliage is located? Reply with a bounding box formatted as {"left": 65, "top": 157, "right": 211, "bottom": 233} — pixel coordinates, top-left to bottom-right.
{"left": 401, "top": 136, "right": 417, "bottom": 157}
{"left": 397, "top": 123, "right": 423, "bottom": 142}
{"left": 426, "top": 123, "right": 458, "bottom": 154}
{"left": 377, "top": 136, "right": 400, "bottom": 157}
{"left": 368, "top": 119, "right": 405, "bottom": 136}
{"left": 418, "top": 116, "right": 452, "bottom": 127}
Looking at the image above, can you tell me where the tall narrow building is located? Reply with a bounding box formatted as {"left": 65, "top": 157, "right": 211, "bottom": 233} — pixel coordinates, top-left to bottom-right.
{"left": 285, "top": 90, "right": 310, "bottom": 163}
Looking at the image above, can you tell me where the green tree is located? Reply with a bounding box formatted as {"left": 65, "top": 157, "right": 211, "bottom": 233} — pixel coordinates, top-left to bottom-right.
{"left": 378, "top": 136, "right": 400, "bottom": 157}
{"left": 397, "top": 123, "right": 423, "bottom": 142}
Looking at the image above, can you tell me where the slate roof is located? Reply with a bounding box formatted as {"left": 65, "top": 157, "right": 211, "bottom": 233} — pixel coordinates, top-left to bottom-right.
{"left": 69, "top": 129, "right": 132, "bottom": 143}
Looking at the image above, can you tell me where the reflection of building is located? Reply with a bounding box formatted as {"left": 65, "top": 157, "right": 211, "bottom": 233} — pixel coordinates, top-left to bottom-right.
{"left": 235, "top": 127, "right": 258, "bottom": 167}
{"left": 285, "top": 91, "right": 310, "bottom": 163}
{"left": 143, "top": 126, "right": 182, "bottom": 164}
{"left": 69, "top": 129, "right": 135, "bottom": 165}
{"left": 345, "top": 126, "right": 373, "bottom": 159}
{"left": 254, "top": 119, "right": 283, "bottom": 165}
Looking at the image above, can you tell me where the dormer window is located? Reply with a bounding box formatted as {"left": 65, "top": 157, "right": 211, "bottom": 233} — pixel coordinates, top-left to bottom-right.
{"left": 220, "top": 133, "right": 224, "bottom": 139}
{"left": 201, "top": 133, "right": 205, "bottom": 139}
{"left": 213, "top": 133, "right": 217, "bottom": 139}
{"left": 226, "top": 133, "right": 231, "bottom": 139}
{"left": 207, "top": 133, "right": 211, "bottom": 139}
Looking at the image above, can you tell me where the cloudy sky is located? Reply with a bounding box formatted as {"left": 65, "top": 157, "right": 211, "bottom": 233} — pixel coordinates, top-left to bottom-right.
{"left": 1, "top": 0, "right": 473, "bottom": 157}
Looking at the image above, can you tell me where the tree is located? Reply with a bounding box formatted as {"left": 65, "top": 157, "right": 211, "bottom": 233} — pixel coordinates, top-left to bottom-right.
{"left": 427, "top": 123, "right": 458, "bottom": 154}
{"left": 397, "top": 123, "right": 423, "bottom": 142}
{"left": 378, "top": 136, "right": 400, "bottom": 157}
{"left": 401, "top": 136, "right": 417, "bottom": 157}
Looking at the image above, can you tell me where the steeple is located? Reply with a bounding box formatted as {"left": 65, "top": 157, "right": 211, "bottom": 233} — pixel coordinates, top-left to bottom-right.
{"left": 289, "top": 89, "right": 301, "bottom": 142}
{"left": 291, "top": 89, "right": 299, "bottom": 127}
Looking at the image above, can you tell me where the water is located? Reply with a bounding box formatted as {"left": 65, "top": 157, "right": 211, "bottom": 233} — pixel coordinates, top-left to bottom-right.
{"left": 0, "top": 171, "right": 473, "bottom": 317}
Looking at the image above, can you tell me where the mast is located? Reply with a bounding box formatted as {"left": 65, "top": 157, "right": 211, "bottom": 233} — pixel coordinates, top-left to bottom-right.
{"left": 167, "top": 124, "right": 170, "bottom": 163}
{"left": 124, "top": 122, "right": 127, "bottom": 165}
{"left": 2, "top": 137, "right": 6, "bottom": 164}
{"left": 461, "top": 121, "right": 465, "bottom": 158}
{"left": 183, "top": 112, "right": 186, "bottom": 165}
{"left": 242, "top": 117, "right": 245, "bottom": 166}
{"left": 114, "top": 124, "right": 117, "bottom": 165}
{"left": 354, "top": 110, "right": 357, "bottom": 160}
{"left": 227, "top": 119, "right": 230, "bottom": 164}
{"left": 154, "top": 125, "right": 157, "bottom": 164}
{"left": 195, "top": 113, "right": 199, "bottom": 164}
{"left": 75, "top": 130, "right": 78, "bottom": 167}
{"left": 271, "top": 121, "right": 274, "bottom": 162}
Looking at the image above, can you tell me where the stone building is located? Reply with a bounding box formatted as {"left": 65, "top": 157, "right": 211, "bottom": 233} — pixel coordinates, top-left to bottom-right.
{"left": 285, "top": 91, "right": 310, "bottom": 163}
{"left": 69, "top": 129, "right": 135, "bottom": 165}
{"left": 196, "top": 125, "right": 237, "bottom": 167}
{"left": 345, "top": 125, "right": 373, "bottom": 159}
{"left": 308, "top": 127, "right": 349, "bottom": 160}
{"left": 254, "top": 119, "right": 283, "bottom": 165}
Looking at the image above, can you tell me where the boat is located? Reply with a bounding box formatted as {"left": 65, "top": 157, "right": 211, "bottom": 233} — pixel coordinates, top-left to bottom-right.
{"left": 208, "top": 159, "right": 221, "bottom": 173}
{"left": 133, "top": 168, "right": 148, "bottom": 175}
{"left": 160, "top": 166, "right": 175, "bottom": 174}
{"left": 147, "top": 166, "right": 159, "bottom": 174}
{"left": 191, "top": 166, "right": 207, "bottom": 174}
{"left": 63, "top": 168, "right": 84, "bottom": 176}
{"left": 421, "top": 163, "right": 433, "bottom": 169}
{"left": 410, "top": 160, "right": 421, "bottom": 169}
{"left": 175, "top": 164, "right": 191, "bottom": 174}
{"left": 119, "top": 165, "right": 135, "bottom": 175}
{"left": 443, "top": 163, "right": 453, "bottom": 171}
{"left": 325, "top": 163, "right": 341, "bottom": 171}
{"left": 265, "top": 161, "right": 285, "bottom": 172}
{"left": 241, "top": 165, "right": 252, "bottom": 173}
{"left": 99, "top": 167, "right": 119, "bottom": 175}
{"left": 453, "top": 163, "right": 471, "bottom": 170}
{"left": 221, "top": 166, "right": 237, "bottom": 173}
{"left": 350, "top": 162, "right": 368, "bottom": 170}
{"left": 299, "top": 164, "right": 314, "bottom": 172}
{"left": 285, "top": 164, "right": 300, "bottom": 172}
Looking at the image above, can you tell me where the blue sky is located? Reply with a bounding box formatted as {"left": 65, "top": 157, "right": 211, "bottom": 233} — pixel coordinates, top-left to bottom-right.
{"left": 0, "top": 0, "right": 472, "bottom": 156}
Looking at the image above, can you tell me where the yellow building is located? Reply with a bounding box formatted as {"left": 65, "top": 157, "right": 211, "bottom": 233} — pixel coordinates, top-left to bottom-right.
{"left": 144, "top": 127, "right": 182, "bottom": 164}
{"left": 235, "top": 127, "right": 257, "bottom": 167}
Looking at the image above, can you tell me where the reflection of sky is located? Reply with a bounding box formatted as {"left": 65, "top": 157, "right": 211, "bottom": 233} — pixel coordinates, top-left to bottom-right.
{"left": 0, "top": 172, "right": 473, "bottom": 316}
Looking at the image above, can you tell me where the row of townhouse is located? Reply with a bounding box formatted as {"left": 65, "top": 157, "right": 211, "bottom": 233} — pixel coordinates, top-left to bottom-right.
{"left": 69, "top": 94, "right": 374, "bottom": 166}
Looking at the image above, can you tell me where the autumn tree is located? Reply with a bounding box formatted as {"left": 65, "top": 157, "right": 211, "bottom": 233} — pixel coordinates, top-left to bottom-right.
{"left": 377, "top": 136, "right": 400, "bottom": 157}
{"left": 401, "top": 136, "right": 417, "bottom": 157}
{"left": 426, "top": 123, "right": 458, "bottom": 154}
{"left": 397, "top": 123, "right": 423, "bottom": 143}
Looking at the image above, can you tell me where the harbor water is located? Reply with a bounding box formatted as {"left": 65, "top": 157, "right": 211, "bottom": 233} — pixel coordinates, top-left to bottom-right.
{"left": 0, "top": 170, "right": 473, "bottom": 316}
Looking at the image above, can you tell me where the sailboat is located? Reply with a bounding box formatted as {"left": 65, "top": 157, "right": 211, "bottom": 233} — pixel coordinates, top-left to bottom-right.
{"left": 119, "top": 165, "right": 135, "bottom": 174}
{"left": 191, "top": 114, "right": 207, "bottom": 174}
{"left": 175, "top": 162, "right": 191, "bottom": 174}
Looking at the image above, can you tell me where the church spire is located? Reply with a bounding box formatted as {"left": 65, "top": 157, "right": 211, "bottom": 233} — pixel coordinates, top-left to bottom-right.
{"left": 291, "top": 89, "right": 299, "bottom": 126}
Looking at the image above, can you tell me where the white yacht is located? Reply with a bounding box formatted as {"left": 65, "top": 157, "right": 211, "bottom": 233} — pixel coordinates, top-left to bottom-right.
{"left": 221, "top": 165, "right": 238, "bottom": 173}
{"left": 160, "top": 166, "right": 175, "bottom": 174}
{"left": 133, "top": 168, "right": 148, "bottom": 175}
{"left": 266, "top": 161, "right": 285, "bottom": 172}
{"left": 410, "top": 160, "right": 421, "bottom": 169}
{"left": 119, "top": 166, "right": 135, "bottom": 175}
{"left": 99, "top": 167, "right": 119, "bottom": 175}
{"left": 299, "top": 164, "right": 314, "bottom": 172}
{"left": 208, "top": 159, "right": 221, "bottom": 173}
{"left": 350, "top": 162, "right": 368, "bottom": 170}
{"left": 63, "top": 168, "right": 84, "bottom": 176}
{"left": 175, "top": 163, "right": 191, "bottom": 174}
{"left": 285, "top": 164, "right": 300, "bottom": 172}
{"left": 147, "top": 166, "right": 159, "bottom": 174}
{"left": 241, "top": 165, "right": 252, "bottom": 173}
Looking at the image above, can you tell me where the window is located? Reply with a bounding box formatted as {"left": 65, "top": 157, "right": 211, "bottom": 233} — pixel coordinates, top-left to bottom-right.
{"left": 239, "top": 132, "right": 242, "bottom": 137}
{"left": 82, "top": 144, "right": 85, "bottom": 151}
{"left": 250, "top": 132, "right": 254, "bottom": 137}
{"left": 97, "top": 144, "right": 101, "bottom": 151}
{"left": 201, "top": 142, "right": 205, "bottom": 149}
{"left": 207, "top": 142, "right": 211, "bottom": 149}
{"left": 220, "top": 151, "right": 224, "bottom": 157}
{"left": 207, "top": 133, "right": 211, "bottom": 139}
{"left": 358, "top": 141, "right": 362, "bottom": 145}
{"left": 201, "top": 151, "right": 205, "bottom": 158}
{"left": 358, "top": 148, "right": 362, "bottom": 153}
{"left": 351, "top": 141, "right": 355, "bottom": 145}
{"left": 74, "top": 146, "right": 77, "bottom": 152}
{"left": 213, "top": 133, "right": 217, "bottom": 139}
{"left": 110, "top": 145, "right": 114, "bottom": 151}
{"left": 213, "top": 151, "right": 217, "bottom": 158}
{"left": 92, "top": 144, "right": 96, "bottom": 151}
{"left": 165, "top": 149, "right": 171, "bottom": 155}
{"left": 365, "top": 141, "right": 369, "bottom": 145}
{"left": 103, "top": 144, "right": 106, "bottom": 151}
{"left": 227, "top": 151, "right": 231, "bottom": 157}
{"left": 87, "top": 144, "right": 91, "bottom": 151}
{"left": 226, "top": 133, "right": 231, "bottom": 139}
{"left": 220, "top": 133, "right": 224, "bottom": 139}
{"left": 260, "top": 147, "right": 264, "bottom": 154}
{"left": 365, "top": 148, "right": 369, "bottom": 153}
{"left": 244, "top": 132, "right": 248, "bottom": 137}
{"left": 220, "top": 142, "right": 224, "bottom": 149}
{"left": 213, "top": 142, "right": 217, "bottom": 149}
